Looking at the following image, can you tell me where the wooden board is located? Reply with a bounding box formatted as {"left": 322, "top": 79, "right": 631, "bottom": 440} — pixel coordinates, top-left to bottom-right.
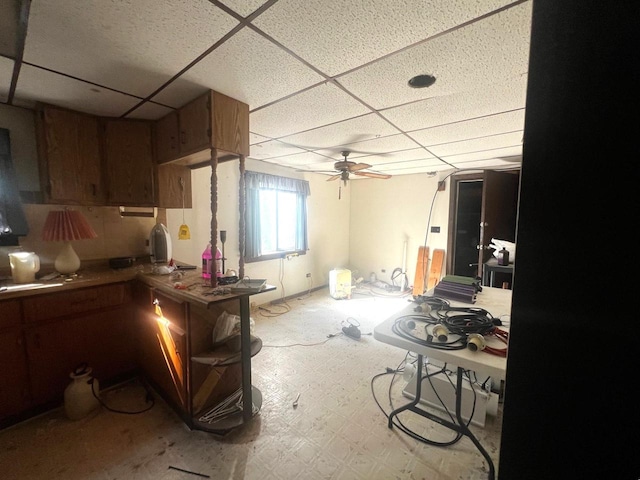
{"left": 427, "top": 249, "right": 445, "bottom": 290}
{"left": 412, "top": 246, "right": 429, "bottom": 296}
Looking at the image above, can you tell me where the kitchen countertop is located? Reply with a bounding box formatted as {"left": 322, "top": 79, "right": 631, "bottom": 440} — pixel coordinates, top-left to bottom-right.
{"left": 0, "top": 262, "right": 273, "bottom": 306}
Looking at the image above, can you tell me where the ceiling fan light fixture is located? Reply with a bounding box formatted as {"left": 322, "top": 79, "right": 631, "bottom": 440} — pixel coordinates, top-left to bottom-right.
{"left": 408, "top": 74, "right": 436, "bottom": 89}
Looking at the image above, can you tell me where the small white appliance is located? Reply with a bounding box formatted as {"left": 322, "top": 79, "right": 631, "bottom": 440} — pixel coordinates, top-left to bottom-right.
{"left": 149, "top": 223, "right": 172, "bottom": 273}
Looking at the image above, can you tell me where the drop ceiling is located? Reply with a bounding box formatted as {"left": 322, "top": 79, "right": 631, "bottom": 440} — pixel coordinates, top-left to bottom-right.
{"left": 0, "top": 0, "right": 532, "bottom": 178}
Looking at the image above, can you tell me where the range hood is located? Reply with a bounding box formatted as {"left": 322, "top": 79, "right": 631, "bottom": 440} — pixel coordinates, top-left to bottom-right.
{"left": 0, "top": 128, "right": 29, "bottom": 246}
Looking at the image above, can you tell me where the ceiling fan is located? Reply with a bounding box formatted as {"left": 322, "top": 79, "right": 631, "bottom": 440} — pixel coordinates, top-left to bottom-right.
{"left": 326, "top": 151, "right": 392, "bottom": 185}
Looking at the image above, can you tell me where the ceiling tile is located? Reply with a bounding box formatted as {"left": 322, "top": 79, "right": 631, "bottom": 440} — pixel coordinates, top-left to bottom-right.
{"left": 14, "top": 64, "right": 140, "bottom": 117}
{"left": 0, "top": 0, "right": 20, "bottom": 58}
{"left": 23, "top": 0, "right": 239, "bottom": 98}
{"left": 250, "top": 139, "right": 307, "bottom": 160}
{"left": 338, "top": 2, "right": 532, "bottom": 109}
{"left": 267, "top": 151, "right": 333, "bottom": 167}
{"left": 250, "top": 133, "right": 272, "bottom": 144}
{"left": 381, "top": 76, "right": 528, "bottom": 132}
{"left": 427, "top": 131, "right": 523, "bottom": 157}
{"left": 359, "top": 148, "right": 436, "bottom": 166}
{"left": 153, "top": 28, "right": 324, "bottom": 110}
{"left": 277, "top": 113, "right": 399, "bottom": 151}
{"left": 0, "top": 56, "right": 14, "bottom": 102}
{"left": 375, "top": 157, "right": 448, "bottom": 173}
{"left": 124, "top": 102, "right": 174, "bottom": 120}
{"left": 253, "top": 0, "right": 514, "bottom": 76}
{"left": 442, "top": 145, "right": 522, "bottom": 166}
{"left": 250, "top": 83, "right": 370, "bottom": 138}
{"left": 314, "top": 133, "right": 419, "bottom": 159}
{"left": 409, "top": 110, "right": 525, "bottom": 146}
{"left": 218, "top": 0, "right": 273, "bottom": 18}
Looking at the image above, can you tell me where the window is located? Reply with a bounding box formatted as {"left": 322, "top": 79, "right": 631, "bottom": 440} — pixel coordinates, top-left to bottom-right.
{"left": 244, "top": 171, "right": 310, "bottom": 262}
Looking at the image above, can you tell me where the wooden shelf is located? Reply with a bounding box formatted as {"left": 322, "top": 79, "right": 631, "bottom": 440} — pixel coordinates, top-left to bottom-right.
{"left": 191, "top": 336, "right": 262, "bottom": 367}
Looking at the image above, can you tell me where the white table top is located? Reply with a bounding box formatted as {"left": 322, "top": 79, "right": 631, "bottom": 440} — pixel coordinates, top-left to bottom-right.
{"left": 374, "top": 287, "right": 512, "bottom": 380}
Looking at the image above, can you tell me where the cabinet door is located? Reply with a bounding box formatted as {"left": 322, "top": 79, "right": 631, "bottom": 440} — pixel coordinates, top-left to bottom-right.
{"left": 103, "top": 119, "right": 156, "bottom": 206}
{"left": 178, "top": 93, "right": 211, "bottom": 155}
{"left": 154, "top": 110, "right": 180, "bottom": 164}
{"left": 25, "top": 308, "right": 136, "bottom": 406}
{"left": 136, "top": 288, "right": 188, "bottom": 411}
{"left": 0, "top": 328, "right": 31, "bottom": 420}
{"left": 157, "top": 163, "right": 192, "bottom": 209}
{"left": 37, "top": 106, "right": 104, "bottom": 204}
{"left": 211, "top": 90, "right": 250, "bottom": 156}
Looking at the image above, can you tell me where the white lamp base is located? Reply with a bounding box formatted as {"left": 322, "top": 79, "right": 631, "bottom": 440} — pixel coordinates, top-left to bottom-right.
{"left": 55, "top": 242, "right": 81, "bottom": 274}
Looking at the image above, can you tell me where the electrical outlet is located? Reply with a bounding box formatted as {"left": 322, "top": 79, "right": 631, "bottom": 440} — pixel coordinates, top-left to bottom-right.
{"left": 381, "top": 268, "right": 386, "bottom": 273}
{"left": 306, "top": 273, "right": 311, "bottom": 277}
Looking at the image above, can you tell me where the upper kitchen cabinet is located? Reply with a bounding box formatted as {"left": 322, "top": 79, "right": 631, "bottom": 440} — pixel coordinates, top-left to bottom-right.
{"left": 35, "top": 105, "right": 104, "bottom": 205}
{"left": 154, "top": 90, "right": 249, "bottom": 167}
{"left": 154, "top": 110, "right": 180, "bottom": 164}
{"left": 102, "top": 119, "right": 156, "bottom": 207}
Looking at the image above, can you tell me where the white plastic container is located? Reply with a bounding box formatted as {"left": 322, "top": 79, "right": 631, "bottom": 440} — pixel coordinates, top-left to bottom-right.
{"left": 8, "top": 252, "right": 40, "bottom": 284}
{"left": 64, "top": 365, "right": 100, "bottom": 420}
{"left": 329, "top": 268, "right": 352, "bottom": 299}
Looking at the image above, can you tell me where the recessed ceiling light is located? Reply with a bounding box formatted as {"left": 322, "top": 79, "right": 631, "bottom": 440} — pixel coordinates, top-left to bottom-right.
{"left": 408, "top": 74, "right": 436, "bottom": 89}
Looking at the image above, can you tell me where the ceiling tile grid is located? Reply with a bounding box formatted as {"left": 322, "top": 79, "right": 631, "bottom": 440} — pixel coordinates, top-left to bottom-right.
{"left": 252, "top": 0, "right": 515, "bottom": 76}
{"left": 0, "top": 0, "right": 533, "bottom": 178}
{"left": 336, "top": 1, "right": 532, "bottom": 109}
{"left": 153, "top": 27, "right": 325, "bottom": 109}
{"left": 22, "top": 0, "right": 239, "bottom": 98}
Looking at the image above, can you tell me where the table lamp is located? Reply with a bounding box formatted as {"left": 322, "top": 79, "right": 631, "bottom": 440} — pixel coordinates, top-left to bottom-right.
{"left": 42, "top": 210, "right": 97, "bottom": 274}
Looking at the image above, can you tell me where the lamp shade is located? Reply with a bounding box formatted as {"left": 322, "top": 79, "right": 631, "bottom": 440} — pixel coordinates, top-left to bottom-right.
{"left": 42, "top": 210, "right": 97, "bottom": 275}
{"left": 42, "top": 210, "right": 97, "bottom": 241}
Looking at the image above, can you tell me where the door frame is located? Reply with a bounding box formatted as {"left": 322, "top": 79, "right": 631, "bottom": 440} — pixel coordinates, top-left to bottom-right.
{"left": 446, "top": 172, "right": 484, "bottom": 277}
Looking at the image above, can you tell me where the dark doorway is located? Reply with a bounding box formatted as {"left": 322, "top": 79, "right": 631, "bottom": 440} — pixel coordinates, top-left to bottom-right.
{"left": 452, "top": 180, "right": 483, "bottom": 277}
{"left": 447, "top": 170, "right": 520, "bottom": 284}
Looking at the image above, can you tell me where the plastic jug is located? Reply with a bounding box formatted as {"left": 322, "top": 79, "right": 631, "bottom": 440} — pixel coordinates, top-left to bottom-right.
{"left": 8, "top": 252, "right": 40, "bottom": 284}
{"left": 64, "top": 363, "right": 100, "bottom": 420}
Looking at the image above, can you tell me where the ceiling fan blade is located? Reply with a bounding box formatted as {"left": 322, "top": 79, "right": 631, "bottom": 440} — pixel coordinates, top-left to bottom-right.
{"left": 326, "top": 174, "right": 341, "bottom": 181}
{"left": 353, "top": 171, "right": 392, "bottom": 179}
{"left": 348, "top": 163, "right": 372, "bottom": 172}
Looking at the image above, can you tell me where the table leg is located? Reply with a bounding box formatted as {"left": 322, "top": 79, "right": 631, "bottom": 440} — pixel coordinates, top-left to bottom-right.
{"left": 388, "top": 354, "right": 424, "bottom": 427}
{"left": 454, "top": 367, "right": 495, "bottom": 480}
{"left": 240, "top": 295, "right": 252, "bottom": 422}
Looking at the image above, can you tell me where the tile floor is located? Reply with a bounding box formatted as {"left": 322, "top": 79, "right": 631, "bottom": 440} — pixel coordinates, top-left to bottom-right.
{"left": 0, "top": 286, "right": 503, "bottom": 480}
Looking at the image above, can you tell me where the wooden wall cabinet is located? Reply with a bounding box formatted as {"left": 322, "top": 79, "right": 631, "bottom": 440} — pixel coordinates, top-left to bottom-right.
{"left": 35, "top": 105, "right": 104, "bottom": 205}
{"left": 102, "top": 119, "right": 156, "bottom": 206}
{"left": 154, "top": 90, "right": 249, "bottom": 167}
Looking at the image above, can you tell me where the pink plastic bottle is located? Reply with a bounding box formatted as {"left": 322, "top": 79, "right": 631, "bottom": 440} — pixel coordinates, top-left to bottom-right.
{"left": 202, "top": 243, "right": 212, "bottom": 279}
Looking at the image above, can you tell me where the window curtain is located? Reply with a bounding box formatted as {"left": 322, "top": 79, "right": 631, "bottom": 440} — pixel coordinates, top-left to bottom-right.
{"left": 244, "top": 171, "right": 310, "bottom": 259}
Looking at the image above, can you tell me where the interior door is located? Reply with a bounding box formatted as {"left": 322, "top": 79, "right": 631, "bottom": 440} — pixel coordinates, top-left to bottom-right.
{"left": 478, "top": 170, "right": 520, "bottom": 278}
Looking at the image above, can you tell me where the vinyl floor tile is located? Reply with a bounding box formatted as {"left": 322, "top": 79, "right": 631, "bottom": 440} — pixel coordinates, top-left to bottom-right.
{"left": 0, "top": 287, "right": 503, "bottom": 479}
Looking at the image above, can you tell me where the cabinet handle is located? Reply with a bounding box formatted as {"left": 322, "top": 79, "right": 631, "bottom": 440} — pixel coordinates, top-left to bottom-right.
{"left": 91, "top": 183, "right": 97, "bottom": 196}
{"left": 180, "top": 131, "right": 186, "bottom": 144}
{"left": 16, "top": 335, "right": 23, "bottom": 347}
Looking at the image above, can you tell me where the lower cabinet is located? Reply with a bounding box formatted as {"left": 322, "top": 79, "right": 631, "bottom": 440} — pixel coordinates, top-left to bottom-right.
{"left": 0, "top": 283, "right": 136, "bottom": 425}
{"left": 133, "top": 283, "right": 188, "bottom": 413}
{"left": 0, "top": 328, "right": 30, "bottom": 419}
{"left": 25, "top": 308, "right": 136, "bottom": 406}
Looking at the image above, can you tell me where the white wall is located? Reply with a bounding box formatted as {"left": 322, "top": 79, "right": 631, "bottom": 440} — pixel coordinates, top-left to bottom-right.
{"left": 166, "top": 159, "right": 351, "bottom": 304}
{"left": 349, "top": 174, "right": 451, "bottom": 288}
